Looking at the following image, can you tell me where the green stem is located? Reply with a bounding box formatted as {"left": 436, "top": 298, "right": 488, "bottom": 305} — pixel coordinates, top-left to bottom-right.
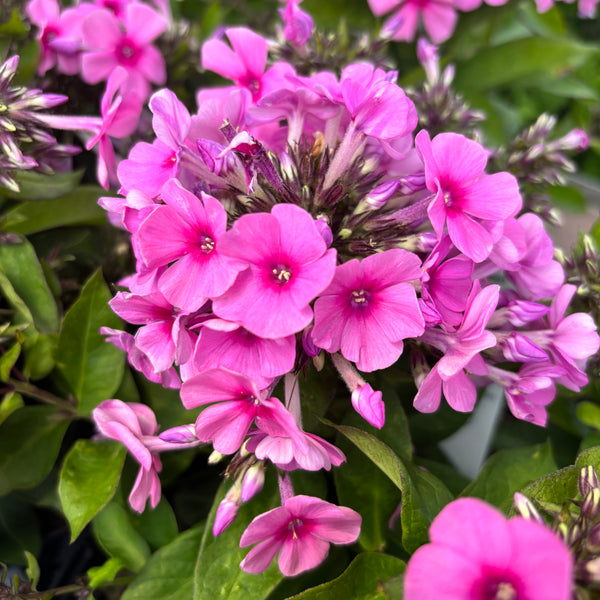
{"left": 9, "top": 380, "right": 79, "bottom": 416}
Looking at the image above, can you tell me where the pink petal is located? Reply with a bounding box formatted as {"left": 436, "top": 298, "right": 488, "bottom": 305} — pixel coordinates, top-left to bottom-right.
{"left": 447, "top": 212, "right": 494, "bottom": 263}
{"left": 460, "top": 172, "right": 522, "bottom": 221}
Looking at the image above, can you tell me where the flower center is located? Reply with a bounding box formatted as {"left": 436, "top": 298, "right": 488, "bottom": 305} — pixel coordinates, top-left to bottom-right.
{"left": 116, "top": 39, "right": 139, "bottom": 65}
{"left": 271, "top": 265, "right": 292, "bottom": 285}
{"left": 199, "top": 234, "right": 215, "bottom": 254}
{"left": 288, "top": 518, "right": 303, "bottom": 539}
{"left": 351, "top": 289, "right": 370, "bottom": 307}
{"left": 483, "top": 580, "right": 518, "bottom": 600}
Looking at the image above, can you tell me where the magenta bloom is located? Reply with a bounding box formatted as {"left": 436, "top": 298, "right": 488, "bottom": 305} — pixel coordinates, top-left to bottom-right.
{"left": 404, "top": 497, "right": 573, "bottom": 600}
{"left": 135, "top": 179, "right": 246, "bottom": 312}
{"left": 240, "top": 495, "right": 361, "bottom": 576}
{"left": 416, "top": 131, "right": 522, "bottom": 263}
{"left": 312, "top": 249, "right": 424, "bottom": 372}
{"left": 180, "top": 368, "right": 306, "bottom": 455}
{"left": 81, "top": 4, "right": 166, "bottom": 100}
{"left": 213, "top": 203, "right": 337, "bottom": 339}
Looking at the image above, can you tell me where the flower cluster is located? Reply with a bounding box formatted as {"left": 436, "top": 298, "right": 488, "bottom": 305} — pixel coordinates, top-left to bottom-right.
{"left": 71, "top": 15, "right": 600, "bottom": 578}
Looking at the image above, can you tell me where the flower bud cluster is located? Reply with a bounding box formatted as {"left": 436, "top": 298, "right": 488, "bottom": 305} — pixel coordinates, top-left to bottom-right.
{"left": 515, "top": 466, "right": 600, "bottom": 599}
{"left": 0, "top": 55, "right": 77, "bottom": 192}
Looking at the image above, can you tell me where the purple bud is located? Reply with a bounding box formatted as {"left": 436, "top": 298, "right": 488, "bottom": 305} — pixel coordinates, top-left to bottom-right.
{"left": 582, "top": 488, "right": 600, "bottom": 520}
{"left": 314, "top": 216, "right": 333, "bottom": 247}
{"left": 302, "top": 326, "right": 321, "bottom": 357}
{"left": 579, "top": 465, "right": 600, "bottom": 497}
{"left": 505, "top": 300, "right": 549, "bottom": 327}
{"left": 351, "top": 383, "right": 385, "bottom": 429}
{"left": 280, "top": 0, "right": 313, "bottom": 46}
{"left": 555, "top": 128, "right": 589, "bottom": 153}
{"left": 159, "top": 424, "right": 197, "bottom": 443}
{"left": 417, "top": 38, "right": 439, "bottom": 83}
{"left": 363, "top": 180, "right": 401, "bottom": 210}
{"left": 213, "top": 497, "right": 240, "bottom": 536}
{"left": 241, "top": 464, "right": 265, "bottom": 502}
{"left": 513, "top": 492, "right": 544, "bottom": 524}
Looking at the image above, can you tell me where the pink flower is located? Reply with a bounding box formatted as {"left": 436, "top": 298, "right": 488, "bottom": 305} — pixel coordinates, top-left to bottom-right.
{"left": 368, "top": 0, "right": 459, "bottom": 44}
{"left": 351, "top": 383, "right": 385, "bottom": 428}
{"left": 93, "top": 400, "right": 194, "bottom": 512}
{"left": 213, "top": 203, "right": 337, "bottom": 339}
{"left": 81, "top": 4, "right": 166, "bottom": 100}
{"left": 135, "top": 178, "right": 246, "bottom": 312}
{"left": 312, "top": 249, "right": 424, "bottom": 372}
{"left": 416, "top": 131, "right": 522, "bottom": 263}
{"left": 404, "top": 497, "right": 573, "bottom": 600}
{"left": 279, "top": 0, "right": 314, "bottom": 46}
{"left": 239, "top": 495, "right": 361, "bottom": 576}
{"left": 180, "top": 368, "right": 306, "bottom": 455}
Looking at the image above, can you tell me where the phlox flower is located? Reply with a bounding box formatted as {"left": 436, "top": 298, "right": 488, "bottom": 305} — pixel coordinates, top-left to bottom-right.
{"left": 135, "top": 178, "right": 246, "bottom": 312}
{"left": 279, "top": 0, "right": 314, "bottom": 46}
{"left": 368, "top": 0, "right": 460, "bottom": 44}
{"left": 240, "top": 495, "right": 361, "bottom": 576}
{"left": 404, "top": 497, "right": 573, "bottom": 600}
{"left": 93, "top": 399, "right": 196, "bottom": 512}
{"left": 312, "top": 248, "right": 425, "bottom": 372}
{"left": 416, "top": 131, "right": 522, "bottom": 263}
{"left": 80, "top": 3, "right": 166, "bottom": 100}
{"left": 180, "top": 368, "right": 307, "bottom": 455}
{"left": 213, "top": 203, "right": 337, "bottom": 339}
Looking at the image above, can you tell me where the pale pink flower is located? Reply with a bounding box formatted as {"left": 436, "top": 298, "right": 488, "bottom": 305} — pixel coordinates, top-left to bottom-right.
{"left": 81, "top": 4, "right": 166, "bottom": 100}
{"left": 240, "top": 495, "right": 361, "bottom": 576}
{"left": 416, "top": 131, "right": 522, "bottom": 263}
{"left": 404, "top": 497, "right": 573, "bottom": 600}
{"left": 312, "top": 249, "right": 424, "bottom": 372}
{"left": 93, "top": 399, "right": 194, "bottom": 512}
{"left": 213, "top": 203, "right": 337, "bottom": 339}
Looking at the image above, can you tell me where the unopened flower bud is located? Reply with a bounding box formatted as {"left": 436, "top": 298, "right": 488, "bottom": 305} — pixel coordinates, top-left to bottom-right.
{"left": 302, "top": 326, "right": 320, "bottom": 357}
{"left": 581, "top": 488, "right": 600, "bottom": 520}
{"left": 579, "top": 465, "right": 600, "bottom": 498}
{"left": 584, "top": 557, "right": 600, "bottom": 584}
{"left": 587, "top": 522, "right": 600, "bottom": 551}
{"left": 351, "top": 383, "right": 385, "bottom": 429}
{"left": 159, "top": 424, "right": 197, "bottom": 443}
{"left": 208, "top": 450, "right": 225, "bottom": 465}
{"left": 241, "top": 463, "right": 265, "bottom": 502}
{"left": 213, "top": 496, "right": 241, "bottom": 536}
{"left": 416, "top": 38, "right": 439, "bottom": 84}
{"left": 513, "top": 493, "right": 544, "bottom": 524}
{"left": 314, "top": 217, "right": 333, "bottom": 247}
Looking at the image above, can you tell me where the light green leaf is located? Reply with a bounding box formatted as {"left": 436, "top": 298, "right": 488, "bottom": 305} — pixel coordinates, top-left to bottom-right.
{"left": 2, "top": 186, "right": 107, "bottom": 235}
{"left": 24, "top": 551, "right": 40, "bottom": 590}
{"left": 460, "top": 441, "right": 557, "bottom": 510}
{"left": 22, "top": 333, "right": 57, "bottom": 381}
{"left": 0, "top": 238, "right": 59, "bottom": 334}
{"left": 0, "top": 392, "right": 23, "bottom": 426}
{"left": 55, "top": 269, "right": 124, "bottom": 414}
{"left": 576, "top": 402, "right": 600, "bottom": 430}
{"left": 194, "top": 480, "right": 284, "bottom": 600}
{"left": 122, "top": 526, "right": 204, "bottom": 600}
{"left": 130, "top": 496, "right": 179, "bottom": 550}
{"left": 93, "top": 502, "right": 151, "bottom": 572}
{"left": 290, "top": 553, "right": 405, "bottom": 600}
{"left": 0, "top": 341, "right": 20, "bottom": 381}
{"left": 0, "top": 405, "right": 69, "bottom": 495}
{"left": 332, "top": 424, "right": 454, "bottom": 552}
{"left": 59, "top": 439, "right": 127, "bottom": 542}
{"left": 455, "top": 38, "right": 597, "bottom": 92}
{"left": 87, "top": 557, "right": 125, "bottom": 589}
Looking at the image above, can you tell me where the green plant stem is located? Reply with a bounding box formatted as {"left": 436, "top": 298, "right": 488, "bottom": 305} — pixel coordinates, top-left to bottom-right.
{"left": 9, "top": 379, "right": 79, "bottom": 415}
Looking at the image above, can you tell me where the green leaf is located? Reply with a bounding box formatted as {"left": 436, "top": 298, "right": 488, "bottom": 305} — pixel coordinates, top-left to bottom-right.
{"left": 2, "top": 186, "right": 107, "bottom": 235}
{"left": 59, "top": 439, "right": 127, "bottom": 542}
{"left": 332, "top": 423, "right": 454, "bottom": 552}
{"left": 93, "top": 501, "right": 151, "bottom": 572}
{"left": 22, "top": 333, "right": 57, "bottom": 381}
{"left": 130, "top": 496, "right": 179, "bottom": 550}
{"left": 0, "top": 238, "right": 59, "bottom": 334}
{"left": 576, "top": 401, "right": 600, "bottom": 430}
{"left": 334, "top": 436, "right": 401, "bottom": 552}
{"left": 546, "top": 185, "right": 587, "bottom": 213}
{"left": 290, "top": 553, "right": 406, "bottom": 600}
{"left": 454, "top": 37, "right": 597, "bottom": 92}
{"left": 55, "top": 269, "right": 124, "bottom": 414}
{"left": 6, "top": 170, "right": 83, "bottom": 201}
{"left": 0, "top": 392, "right": 23, "bottom": 426}
{"left": 194, "top": 479, "right": 284, "bottom": 600}
{"left": 0, "top": 496, "right": 41, "bottom": 565}
{"left": 87, "top": 557, "right": 125, "bottom": 589}
{"left": 122, "top": 526, "right": 204, "bottom": 600}
{"left": 0, "top": 406, "right": 69, "bottom": 495}
{"left": 0, "top": 341, "right": 20, "bottom": 381}
{"left": 0, "top": 9, "right": 28, "bottom": 35}
{"left": 24, "top": 551, "right": 40, "bottom": 590}
{"left": 460, "top": 441, "right": 557, "bottom": 510}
